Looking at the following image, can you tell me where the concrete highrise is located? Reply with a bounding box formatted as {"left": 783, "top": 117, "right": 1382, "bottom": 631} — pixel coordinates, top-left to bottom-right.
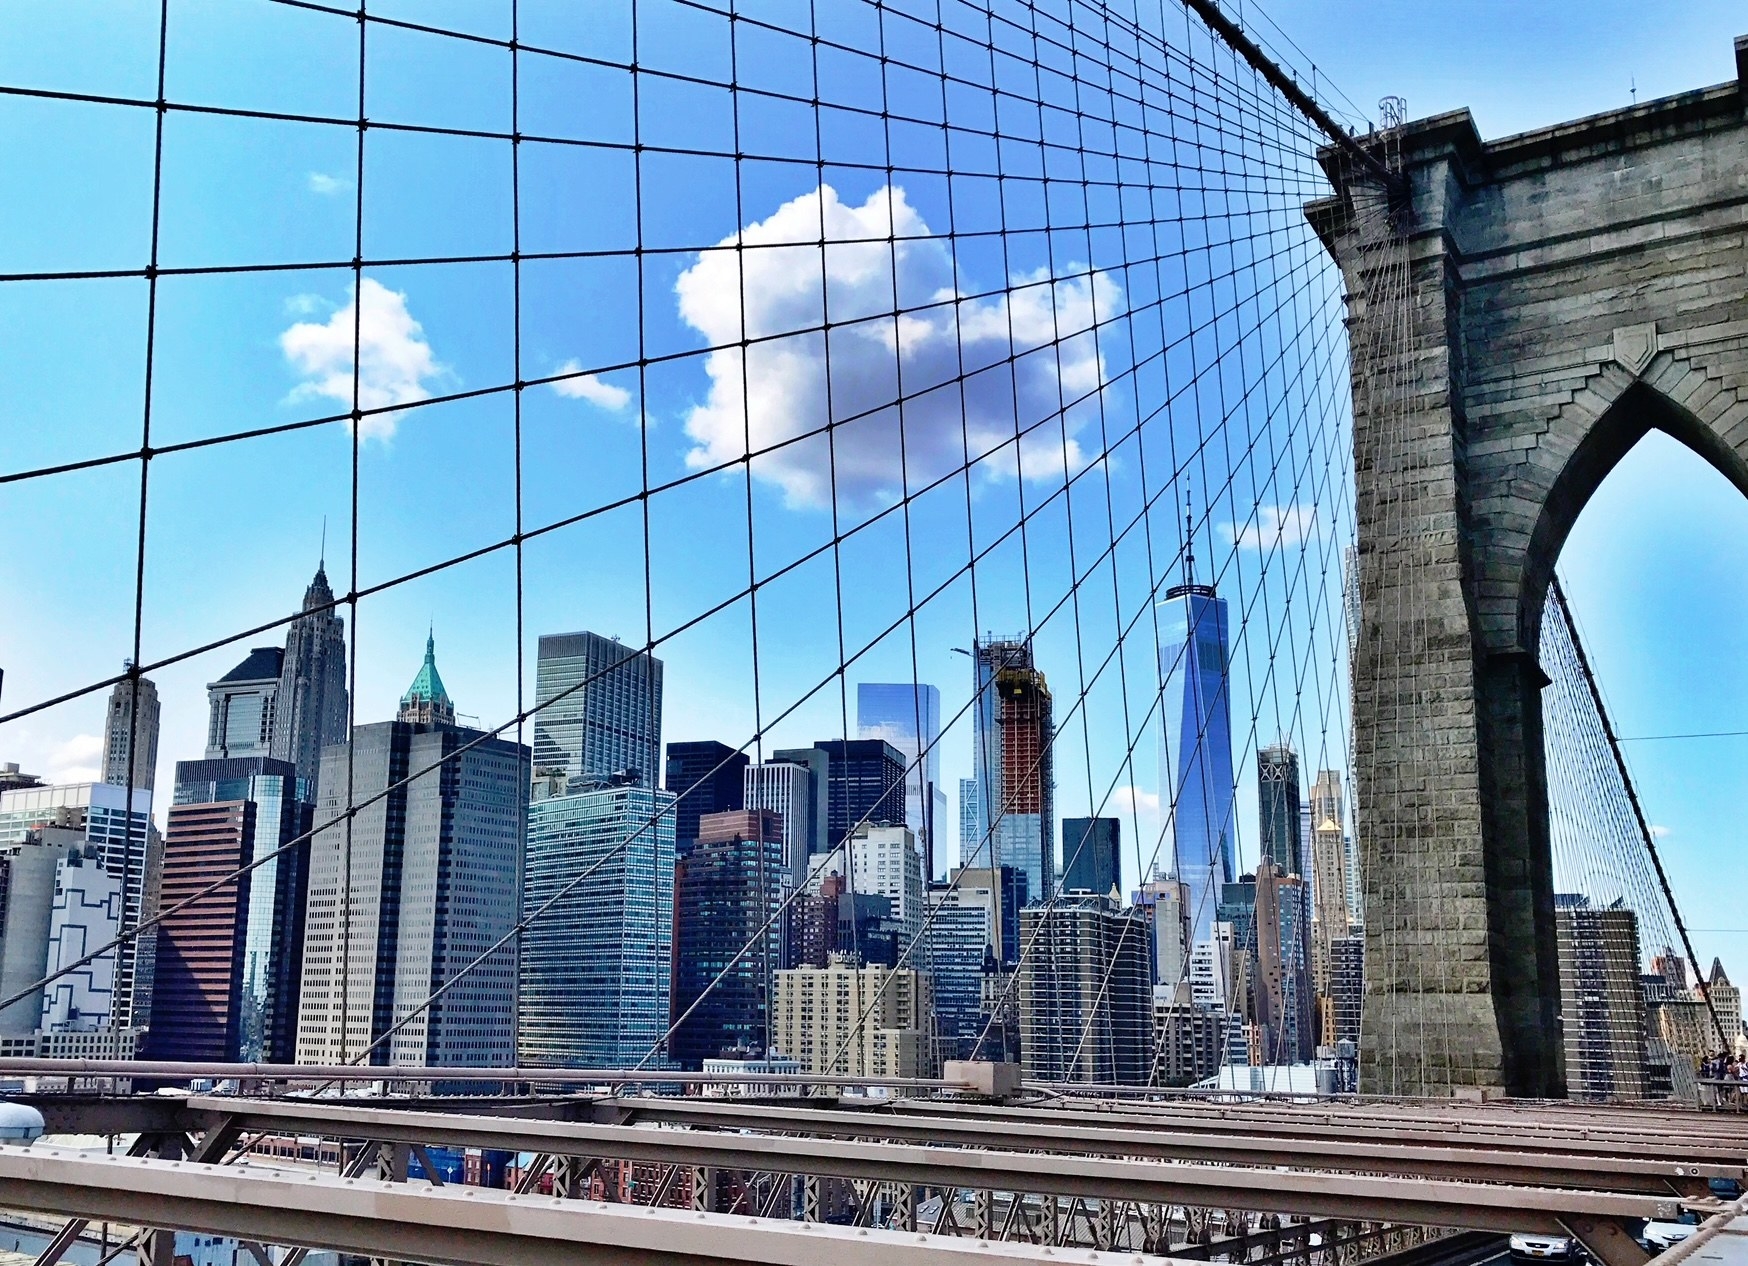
{"left": 1158, "top": 557, "right": 1234, "bottom": 949}
{"left": 295, "top": 640, "right": 528, "bottom": 1069}
{"left": 1151, "top": 998, "right": 1230, "bottom": 1087}
{"left": 1136, "top": 872, "right": 1190, "bottom": 996}
{"left": 271, "top": 561, "right": 350, "bottom": 795}
{"left": 1236, "top": 864, "right": 1313, "bottom": 1065}
{"left": 856, "top": 683, "right": 945, "bottom": 880}
{"left": 970, "top": 637, "right": 1054, "bottom": 902}
{"left": 0, "top": 782, "right": 156, "bottom": 1032}
{"left": 103, "top": 668, "right": 160, "bottom": 797}
{"left": 205, "top": 648, "right": 284, "bottom": 761}
{"left": 1699, "top": 959, "right": 1743, "bottom": 1055}
{"left": 1308, "top": 771, "right": 1351, "bottom": 996}
{"left": 812, "top": 823, "right": 925, "bottom": 960}
{"left": 519, "top": 780, "right": 676, "bottom": 1069}
{"left": 772, "top": 954, "right": 935, "bottom": 1077}
{"left": 36, "top": 842, "right": 126, "bottom": 1050}
{"left": 744, "top": 756, "right": 816, "bottom": 880}
{"left": 1018, "top": 894, "right": 1152, "bottom": 1085}
{"left": 0, "top": 828, "right": 112, "bottom": 1037}
{"left": 784, "top": 873, "right": 898, "bottom": 971}
{"left": 532, "top": 631, "right": 664, "bottom": 791}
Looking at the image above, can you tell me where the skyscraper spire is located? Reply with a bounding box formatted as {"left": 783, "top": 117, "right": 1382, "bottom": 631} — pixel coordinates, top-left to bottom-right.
{"left": 400, "top": 628, "right": 455, "bottom": 726}
{"left": 1184, "top": 490, "right": 1195, "bottom": 588}
{"left": 272, "top": 556, "right": 351, "bottom": 791}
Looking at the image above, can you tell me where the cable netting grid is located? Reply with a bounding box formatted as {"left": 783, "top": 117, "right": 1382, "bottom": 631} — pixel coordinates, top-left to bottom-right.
{"left": 0, "top": 0, "right": 1359, "bottom": 1081}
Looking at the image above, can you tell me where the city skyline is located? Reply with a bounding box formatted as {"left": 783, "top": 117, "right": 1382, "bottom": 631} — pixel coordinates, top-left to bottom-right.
{"left": 0, "top": 0, "right": 1742, "bottom": 1104}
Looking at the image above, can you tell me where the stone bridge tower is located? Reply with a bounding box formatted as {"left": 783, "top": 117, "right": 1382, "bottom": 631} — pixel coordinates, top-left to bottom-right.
{"left": 1312, "top": 37, "right": 1748, "bottom": 1097}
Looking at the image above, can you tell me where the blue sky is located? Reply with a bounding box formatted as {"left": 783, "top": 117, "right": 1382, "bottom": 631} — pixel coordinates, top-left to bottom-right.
{"left": 0, "top": 1, "right": 1741, "bottom": 972}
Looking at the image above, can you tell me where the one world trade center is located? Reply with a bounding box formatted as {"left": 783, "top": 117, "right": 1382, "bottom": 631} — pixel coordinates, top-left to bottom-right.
{"left": 1159, "top": 522, "right": 1235, "bottom": 951}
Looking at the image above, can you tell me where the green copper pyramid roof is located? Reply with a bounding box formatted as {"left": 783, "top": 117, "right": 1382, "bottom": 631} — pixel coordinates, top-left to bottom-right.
{"left": 402, "top": 631, "right": 450, "bottom": 707}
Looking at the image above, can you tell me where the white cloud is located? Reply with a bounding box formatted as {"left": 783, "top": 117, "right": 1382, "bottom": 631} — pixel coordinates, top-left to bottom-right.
{"left": 1650, "top": 824, "right": 1672, "bottom": 839}
{"left": 308, "top": 171, "right": 351, "bottom": 196}
{"left": 1227, "top": 503, "right": 1318, "bottom": 552}
{"left": 1106, "top": 784, "right": 1171, "bottom": 869}
{"left": 43, "top": 733, "right": 102, "bottom": 785}
{"left": 550, "top": 359, "right": 633, "bottom": 411}
{"left": 674, "top": 183, "right": 1123, "bottom": 509}
{"left": 280, "top": 277, "right": 443, "bottom": 441}
{"left": 1112, "top": 784, "right": 1161, "bottom": 818}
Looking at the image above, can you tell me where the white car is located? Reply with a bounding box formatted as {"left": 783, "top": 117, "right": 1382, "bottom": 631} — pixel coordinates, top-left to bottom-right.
{"left": 1641, "top": 1213, "right": 1702, "bottom": 1253}
{"left": 1509, "top": 1234, "right": 1582, "bottom": 1262}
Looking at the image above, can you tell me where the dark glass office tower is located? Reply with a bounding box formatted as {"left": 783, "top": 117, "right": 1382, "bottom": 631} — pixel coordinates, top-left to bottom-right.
{"left": 1258, "top": 743, "right": 1302, "bottom": 876}
{"left": 669, "top": 809, "right": 786, "bottom": 1067}
{"left": 812, "top": 739, "right": 907, "bottom": 853}
{"left": 1061, "top": 816, "right": 1120, "bottom": 897}
{"left": 148, "top": 756, "right": 312, "bottom": 1064}
{"left": 663, "top": 740, "right": 748, "bottom": 855}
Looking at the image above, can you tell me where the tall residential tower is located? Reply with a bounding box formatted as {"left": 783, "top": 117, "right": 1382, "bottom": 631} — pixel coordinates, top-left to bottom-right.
{"left": 970, "top": 637, "right": 1054, "bottom": 903}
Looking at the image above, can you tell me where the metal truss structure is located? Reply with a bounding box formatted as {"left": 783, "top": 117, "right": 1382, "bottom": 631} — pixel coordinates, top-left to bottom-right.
{"left": 5, "top": 1072, "right": 1745, "bottom": 1266}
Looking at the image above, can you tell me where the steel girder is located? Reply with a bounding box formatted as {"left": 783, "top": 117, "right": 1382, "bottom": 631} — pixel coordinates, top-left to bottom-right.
{"left": 150, "top": 1096, "right": 1689, "bottom": 1236}
{"left": 0, "top": 1146, "right": 1185, "bottom": 1266}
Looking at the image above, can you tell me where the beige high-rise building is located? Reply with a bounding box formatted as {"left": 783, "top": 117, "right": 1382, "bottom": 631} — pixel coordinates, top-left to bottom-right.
{"left": 772, "top": 954, "right": 935, "bottom": 1078}
{"left": 103, "top": 669, "right": 160, "bottom": 797}
{"left": 1309, "top": 816, "right": 1349, "bottom": 994}
{"left": 1697, "top": 959, "right": 1744, "bottom": 1056}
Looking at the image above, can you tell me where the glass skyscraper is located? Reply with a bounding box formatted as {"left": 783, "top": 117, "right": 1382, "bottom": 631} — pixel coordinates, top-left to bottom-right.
{"left": 1258, "top": 742, "right": 1302, "bottom": 876}
{"left": 519, "top": 782, "right": 676, "bottom": 1069}
{"left": 1061, "top": 816, "right": 1121, "bottom": 898}
{"left": 663, "top": 739, "right": 747, "bottom": 853}
{"left": 1158, "top": 578, "right": 1235, "bottom": 950}
{"left": 856, "top": 682, "right": 943, "bottom": 878}
{"left": 532, "top": 631, "right": 664, "bottom": 791}
{"left": 154, "top": 757, "right": 311, "bottom": 1063}
{"left": 957, "top": 777, "right": 978, "bottom": 866}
